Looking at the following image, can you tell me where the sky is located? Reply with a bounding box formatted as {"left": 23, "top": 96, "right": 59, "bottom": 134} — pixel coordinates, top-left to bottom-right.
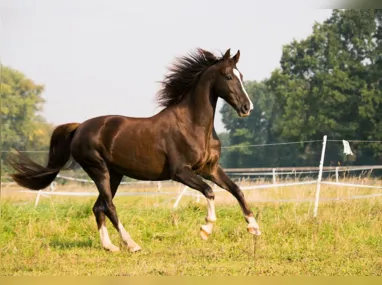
{"left": 1, "top": 0, "right": 333, "bottom": 133}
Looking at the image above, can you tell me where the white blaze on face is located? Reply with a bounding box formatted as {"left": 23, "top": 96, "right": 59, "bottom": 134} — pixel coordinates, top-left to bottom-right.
{"left": 233, "top": 69, "right": 254, "bottom": 111}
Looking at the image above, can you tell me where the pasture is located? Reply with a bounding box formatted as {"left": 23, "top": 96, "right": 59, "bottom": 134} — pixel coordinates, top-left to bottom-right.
{"left": 1, "top": 178, "right": 381, "bottom": 276}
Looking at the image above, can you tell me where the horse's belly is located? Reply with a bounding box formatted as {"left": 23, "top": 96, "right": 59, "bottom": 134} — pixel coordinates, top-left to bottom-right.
{"left": 109, "top": 147, "right": 169, "bottom": 181}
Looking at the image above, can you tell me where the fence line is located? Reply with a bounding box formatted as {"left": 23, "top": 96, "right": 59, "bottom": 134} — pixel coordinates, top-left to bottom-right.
{"left": 56, "top": 174, "right": 160, "bottom": 186}
{"left": 221, "top": 140, "right": 323, "bottom": 148}
{"left": 327, "top": 140, "right": 382, "bottom": 143}
{"left": 4, "top": 164, "right": 379, "bottom": 182}
{"left": 3, "top": 139, "right": 379, "bottom": 153}
{"left": 3, "top": 136, "right": 381, "bottom": 213}
{"left": 19, "top": 189, "right": 180, "bottom": 208}
{"left": 174, "top": 135, "right": 382, "bottom": 213}
{"left": 18, "top": 177, "right": 381, "bottom": 208}
{"left": 226, "top": 180, "right": 317, "bottom": 191}
{"left": 3, "top": 164, "right": 378, "bottom": 187}
{"left": 20, "top": 190, "right": 176, "bottom": 197}
{"left": 321, "top": 181, "right": 382, "bottom": 189}
{"left": 8, "top": 174, "right": 382, "bottom": 208}
{"left": 237, "top": 193, "right": 382, "bottom": 203}
{"left": 1, "top": 140, "right": 323, "bottom": 154}
{"left": 224, "top": 165, "right": 382, "bottom": 173}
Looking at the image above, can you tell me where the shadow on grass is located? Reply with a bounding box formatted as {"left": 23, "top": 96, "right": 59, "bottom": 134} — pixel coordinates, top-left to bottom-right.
{"left": 49, "top": 237, "right": 94, "bottom": 249}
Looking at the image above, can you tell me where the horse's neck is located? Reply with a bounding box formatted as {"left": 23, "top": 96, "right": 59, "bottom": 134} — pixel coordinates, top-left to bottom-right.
{"left": 186, "top": 80, "right": 217, "bottom": 133}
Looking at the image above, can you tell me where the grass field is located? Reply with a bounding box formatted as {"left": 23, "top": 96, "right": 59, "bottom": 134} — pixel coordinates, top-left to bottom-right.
{"left": 0, "top": 180, "right": 381, "bottom": 276}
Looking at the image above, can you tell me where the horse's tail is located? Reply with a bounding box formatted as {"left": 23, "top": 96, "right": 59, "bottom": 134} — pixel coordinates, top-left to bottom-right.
{"left": 7, "top": 123, "right": 81, "bottom": 190}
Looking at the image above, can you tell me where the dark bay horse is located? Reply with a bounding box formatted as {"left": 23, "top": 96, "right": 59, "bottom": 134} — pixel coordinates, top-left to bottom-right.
{"left": 8, "top": 48, "right": 261, "bottom": 252}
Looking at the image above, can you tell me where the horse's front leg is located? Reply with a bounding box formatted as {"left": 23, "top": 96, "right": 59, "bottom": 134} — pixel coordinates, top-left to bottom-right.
{"left": 200, "top": 165, "right": 261, "bottom": 237}
{"left": 171, "top": 166, "right": 216, "bottom": 240}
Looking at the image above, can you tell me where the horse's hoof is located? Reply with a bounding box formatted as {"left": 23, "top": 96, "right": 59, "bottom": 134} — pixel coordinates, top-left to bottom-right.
{"left": 200, "top": 224, "right": 212, "bottom": 240}
{"left": 105, "top": 244, "right": 120, "bottom": 252}
{"left": 129, "top": 244, "right": 142, "bottom": 253}
{"left": 247, "top": 225, "right": 261, "bottom": 236}
{"left": 200, "top": 228, "right": 209, "bottom": 240}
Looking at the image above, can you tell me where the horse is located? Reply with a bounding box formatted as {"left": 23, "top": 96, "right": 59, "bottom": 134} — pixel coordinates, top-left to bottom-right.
{"left": 8, "top": 48, "right": 261, "bottom": 252}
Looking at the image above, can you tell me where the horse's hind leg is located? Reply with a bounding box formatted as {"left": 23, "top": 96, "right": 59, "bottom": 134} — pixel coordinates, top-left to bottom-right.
{"left": 86, "top": 165, "right": 120, "bottom": 252}
{"left": 91, "top": 168, "right": 141, "bottom": 252}
{"left": 93, "top": 198, "right": 141, "bottom": 252}
{"left": 93, "top": 195, "right": 120, "bottom": 252}
{"left": 107, "top": 170, "right": 141, "bottom": 252}
{"left": 82, "top": 158, "right": 140, "bottom": 251}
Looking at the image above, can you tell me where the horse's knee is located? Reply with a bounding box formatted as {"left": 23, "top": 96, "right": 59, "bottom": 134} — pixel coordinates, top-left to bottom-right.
{"left": 204, "top": 186, "right": 214, "bottom": 200}
{"left": 93, "top": 202, "right": 104, "bottom": 216}
{"left": 105, "top": 200, "right": 116, "bottom": 213}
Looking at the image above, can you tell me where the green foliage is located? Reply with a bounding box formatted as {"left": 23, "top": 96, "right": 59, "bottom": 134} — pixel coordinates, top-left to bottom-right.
{"left": 220, "top": 9, "right": 382, "bottom": 168}
{"left": 1, "top": 65, "right": 53, "bottom": 174}
{"left": 220, "top": 81, "right": 281, "bottom": 167}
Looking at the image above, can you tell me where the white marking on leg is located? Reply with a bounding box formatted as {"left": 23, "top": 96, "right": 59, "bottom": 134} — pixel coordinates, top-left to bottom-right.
{"left": 206, "top": 198, "right": 216, "bottom": 223}
{"left": 200, "top": 198, "right": 216, "bottom": 240}
{"left": 99, "top": 225, "right": 119, "bottom": 252}
{"left": 118, "top": 221, "right": 141, "bottom": 252}
{"left": 233, "top": 68, "right": 253, "bottom": 111}
{"left": 246, "top": 216, "right": 261, "bottom": 235}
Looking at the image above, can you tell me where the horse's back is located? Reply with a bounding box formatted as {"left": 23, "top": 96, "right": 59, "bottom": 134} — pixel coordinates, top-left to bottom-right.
{"left": 71, "top": 114, "right": 171, "bottom": 180}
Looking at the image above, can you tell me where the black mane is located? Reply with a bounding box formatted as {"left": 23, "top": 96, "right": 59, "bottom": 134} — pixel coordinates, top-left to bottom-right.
{"left": 156, "top": 48, "right": 221, "bottom": 108}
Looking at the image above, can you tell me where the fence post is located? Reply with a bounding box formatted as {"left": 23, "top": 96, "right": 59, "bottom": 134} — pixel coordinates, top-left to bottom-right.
{"left": 49, "top": 181, "right": 56, "bottom": 192}
{"left": 173, "top": 186, "right": 188, "bottom": 209}
{"left": 196, "top": 192, "right": 201, "bottom": 203}
{"left": 335, "top": 167, "right": 339, "bottom": 183}
{"left": 272, "top": 168, "right": 276, "bottom": 184}
{"left": 157, "top": 181, "right": 162, "bottom": 192}
{"left": 35, "top": 190, "right": 41, "bottom": 208}
{"left": 313, "top": 135, "right": 327, "bottom": 218}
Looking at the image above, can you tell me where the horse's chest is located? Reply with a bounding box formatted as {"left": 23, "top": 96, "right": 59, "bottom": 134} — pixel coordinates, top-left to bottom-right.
{"left": 192, "top": 146, "right": 219, "bottom": 173}
{"left": 187, "top": 132, "right": 220, "bottom": 173}
{"left": 194, "top": 150, "right": 210, "bottom": 168}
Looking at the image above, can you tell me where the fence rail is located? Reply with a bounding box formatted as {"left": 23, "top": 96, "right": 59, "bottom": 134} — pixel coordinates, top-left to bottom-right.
{"left": 2, "top": 136, "right": 381, "bottom": 217}
{"left": 224, "top": 165, "right": 382, "bottom": 173}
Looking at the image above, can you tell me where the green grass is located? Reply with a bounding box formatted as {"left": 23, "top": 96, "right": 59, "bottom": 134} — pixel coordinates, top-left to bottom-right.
{"left": 0, "top": 192, "right": 381, "bottom": 276}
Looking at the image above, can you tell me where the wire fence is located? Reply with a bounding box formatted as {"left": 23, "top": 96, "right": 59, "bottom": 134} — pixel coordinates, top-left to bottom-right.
{"left": 2, "top": 136, "right": 381, "bottom": 216}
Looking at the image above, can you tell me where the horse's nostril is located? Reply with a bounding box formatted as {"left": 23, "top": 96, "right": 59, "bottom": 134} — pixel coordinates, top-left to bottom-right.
{"left": 242, "top": 104, "right": 250, "bottom": 113}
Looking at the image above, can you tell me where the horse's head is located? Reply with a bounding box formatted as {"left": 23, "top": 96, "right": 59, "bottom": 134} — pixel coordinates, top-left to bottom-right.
{"left": 212, "top": 49, "right": 253, "bottom": 117}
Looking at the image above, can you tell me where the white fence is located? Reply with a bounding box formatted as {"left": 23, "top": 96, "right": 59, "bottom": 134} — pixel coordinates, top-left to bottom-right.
{"left": 2, "top": 136, "right": 382, "bottom": 216}
{"left": 175, "top": 136, "right": 382, "bottom": 217}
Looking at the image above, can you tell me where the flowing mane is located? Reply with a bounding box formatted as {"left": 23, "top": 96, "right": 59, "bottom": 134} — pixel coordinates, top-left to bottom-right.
{"left": 156, "top": 48, "right": 222, "bottom": 108}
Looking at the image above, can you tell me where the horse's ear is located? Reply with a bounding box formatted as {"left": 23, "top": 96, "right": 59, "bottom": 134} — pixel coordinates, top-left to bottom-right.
{"left": 232, "top": 50, "right": 240, "bottom": 63}
{"left": 223, "top": 48, "right": 231, "bottom": 60}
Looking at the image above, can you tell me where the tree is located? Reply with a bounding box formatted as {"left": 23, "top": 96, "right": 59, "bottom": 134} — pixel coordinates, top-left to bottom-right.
{"left": 217, "top": 131, "right": 230, "bottom": 167}
{"left": 267, "top": 9, "right": 382, "bottom": 166}
{"left": 220, "top": 9, "right": 382, "bottom": 168}
{"left": 220, "top": 80, "right": 281, "bottom": 167}
{"left": 1, "top": 65, "right": 53, "bottom": 173}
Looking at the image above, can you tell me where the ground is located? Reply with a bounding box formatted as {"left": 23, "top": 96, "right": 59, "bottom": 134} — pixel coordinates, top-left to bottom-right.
{"left": 0, "top": 179, "right": 381, "bottom": 276}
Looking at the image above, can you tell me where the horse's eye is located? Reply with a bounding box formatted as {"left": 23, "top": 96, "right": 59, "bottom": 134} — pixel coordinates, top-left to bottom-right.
{"left": 227, "top": 75, "right": 232, "bottom": 80}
